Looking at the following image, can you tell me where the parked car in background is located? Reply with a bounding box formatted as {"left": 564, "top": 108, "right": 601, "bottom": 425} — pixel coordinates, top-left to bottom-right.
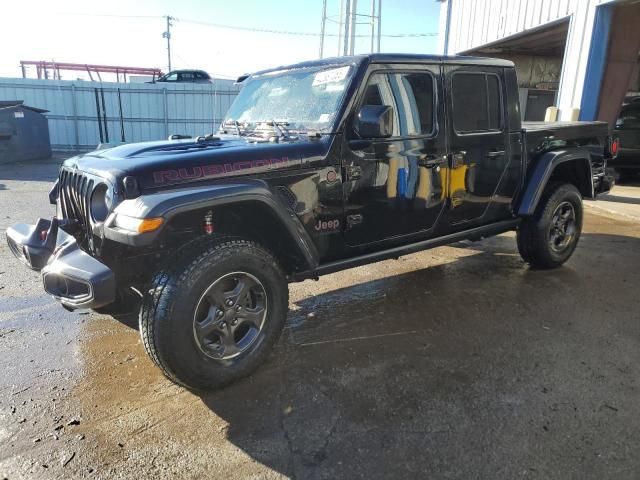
{"left": 153, "top": 70, "right": 212, "bottom": 84}
{"left": 611, "top": 99, "right": 640, "bottom": 179}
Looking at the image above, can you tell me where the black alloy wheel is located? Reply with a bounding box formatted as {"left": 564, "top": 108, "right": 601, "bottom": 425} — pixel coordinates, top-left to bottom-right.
{"left": 548, "top": 201, "right": 577, "bottom": 254}
{"left": 193, "top": 272, "right": 268, "bottom": 360}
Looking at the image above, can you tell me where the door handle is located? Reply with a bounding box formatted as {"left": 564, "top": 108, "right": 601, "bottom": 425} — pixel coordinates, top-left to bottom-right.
{"left": 345, "top": 165, "right": 362, "bottom": 180}
{"left": 451, "top": 151, "right": 466, "bottom": 168}
{"left": 417, "top": 154, "right": 447, "bottom": 168}
{"left": 486, "top": 150, "right": 505, "bottom": 158}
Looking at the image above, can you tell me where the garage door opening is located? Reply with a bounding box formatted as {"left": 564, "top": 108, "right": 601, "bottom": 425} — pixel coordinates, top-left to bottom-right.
{"left": 462, "top": 18, "right": 570, "bottom": 121}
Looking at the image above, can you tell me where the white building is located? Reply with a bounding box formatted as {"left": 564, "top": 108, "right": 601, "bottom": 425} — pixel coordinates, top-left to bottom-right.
{"left": 437, "top": 0, "right": 640, "bottom": 123}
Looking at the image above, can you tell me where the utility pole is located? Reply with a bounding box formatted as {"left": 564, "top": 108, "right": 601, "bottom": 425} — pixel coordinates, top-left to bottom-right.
{"left": 377, "top": 0, "right": 382, "bottom": 52}
{"left": 348, "top": 0, "right": 358, "bottom": 55}
{"left": 319, "top": 0, "right": 328, "bottom": 58}
{"left": 163, "top": 16, "right": 174, "bottom": 72}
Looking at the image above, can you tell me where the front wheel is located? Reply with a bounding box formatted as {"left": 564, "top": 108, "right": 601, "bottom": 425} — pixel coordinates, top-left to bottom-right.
{"left": 517, "top": 183, "right": 583, "bottom": 269}
{"left": 139, "top": 238, "right": 288, "bottom": 390}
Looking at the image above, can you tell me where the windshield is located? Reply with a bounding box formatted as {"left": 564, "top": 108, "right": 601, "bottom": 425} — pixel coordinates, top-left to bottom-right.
{"left": 223, "top": 65, "right": 354, "bottom": 133}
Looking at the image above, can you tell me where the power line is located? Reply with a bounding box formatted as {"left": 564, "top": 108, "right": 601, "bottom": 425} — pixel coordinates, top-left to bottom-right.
{"left": 58, "top": 12, "right": 437, "bottom": 38}
{"left": 179, "top": 17, "right": 437, "bottom": 38}
{"left": 59, "top": 12, "right": 164, "bottom": 19}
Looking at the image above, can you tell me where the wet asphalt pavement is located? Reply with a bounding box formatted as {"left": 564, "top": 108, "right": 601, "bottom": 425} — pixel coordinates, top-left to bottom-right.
{"left": 1, "top": 158, "right": 639, "bottom": 479}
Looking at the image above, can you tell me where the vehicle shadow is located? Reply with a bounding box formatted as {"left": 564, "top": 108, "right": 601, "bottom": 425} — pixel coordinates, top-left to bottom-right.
{"left": 598, "top": 194, "right": 640, "bottom": 205}
{"left": 191, "top": 231, "right": 640, "bottom": 479}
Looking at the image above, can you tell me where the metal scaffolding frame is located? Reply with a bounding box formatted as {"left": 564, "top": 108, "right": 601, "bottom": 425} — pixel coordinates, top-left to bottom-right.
{"left": 19, "top": 61, "right": 163, "bottom": 83}
{"left": 319, "top": 0, "right": 382, "bottom": 58}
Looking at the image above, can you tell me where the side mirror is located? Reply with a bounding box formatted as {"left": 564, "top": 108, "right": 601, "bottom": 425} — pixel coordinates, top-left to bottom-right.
{"left": 354, "top": 105, "right": 394, "bottom": 139}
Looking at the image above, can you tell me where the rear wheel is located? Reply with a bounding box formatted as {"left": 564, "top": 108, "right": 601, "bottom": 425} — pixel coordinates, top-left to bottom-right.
{"left": 139, "top": 237, "right": 288, "bottom": 390}
{"left": 517, "top": 183, "right": 583, "bottom": 269}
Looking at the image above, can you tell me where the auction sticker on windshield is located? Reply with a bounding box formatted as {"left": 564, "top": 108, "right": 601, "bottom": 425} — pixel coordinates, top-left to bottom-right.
{"left": 313, "top": 66, "right": 350, "bottom": 86}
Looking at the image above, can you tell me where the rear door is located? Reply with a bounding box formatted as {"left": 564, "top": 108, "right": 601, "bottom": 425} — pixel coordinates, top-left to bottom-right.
{"left": 342, "top": 63, "right": 447, "bottom": 246}
{"left": 445, "top": 66, "right": 510, "bottom": 225}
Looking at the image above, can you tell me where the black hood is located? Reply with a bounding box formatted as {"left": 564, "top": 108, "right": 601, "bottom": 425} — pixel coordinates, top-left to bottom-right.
{"left": 62, "top": 135, "right": 329, "bottom": 192}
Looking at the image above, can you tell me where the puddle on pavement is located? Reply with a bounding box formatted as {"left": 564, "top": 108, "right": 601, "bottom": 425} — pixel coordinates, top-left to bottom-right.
{"left": 70, "top": 314, "right": 283, "bottom": 478}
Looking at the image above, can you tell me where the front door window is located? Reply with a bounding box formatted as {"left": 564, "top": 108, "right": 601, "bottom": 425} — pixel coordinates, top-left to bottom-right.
{"left": 343, "top": 67, "right": 446, "bottom": 245}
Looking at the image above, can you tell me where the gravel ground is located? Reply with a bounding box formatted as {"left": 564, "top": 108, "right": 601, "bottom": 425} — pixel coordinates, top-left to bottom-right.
{"left": 1, "top": 157, "right": 639, "bottom": 480}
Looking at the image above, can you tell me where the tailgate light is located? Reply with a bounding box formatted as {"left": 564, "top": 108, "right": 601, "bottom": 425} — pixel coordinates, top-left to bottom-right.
{"left": 607, "top": 137, "right": 620, "bottom": 158}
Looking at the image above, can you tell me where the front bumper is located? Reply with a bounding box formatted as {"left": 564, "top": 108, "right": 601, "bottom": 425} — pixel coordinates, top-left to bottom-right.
{"left": 6, "top": 218, "right": 116, "bottom": 310}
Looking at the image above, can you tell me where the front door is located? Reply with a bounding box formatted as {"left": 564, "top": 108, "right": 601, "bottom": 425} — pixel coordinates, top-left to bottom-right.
{"left": 343, "top": 64, "right": 447, "bottom": 246}
{"left": 445, "top": 66, "right": 510, "bottom": 225}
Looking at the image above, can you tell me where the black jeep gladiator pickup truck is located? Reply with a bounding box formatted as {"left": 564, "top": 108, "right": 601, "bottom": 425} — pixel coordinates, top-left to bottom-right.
{"left": 7, "top": 54, "right": 616, "bottom": 390}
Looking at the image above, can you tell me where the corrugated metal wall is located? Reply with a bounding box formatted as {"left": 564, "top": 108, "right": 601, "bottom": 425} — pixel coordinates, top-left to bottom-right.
{"left": 440, "top": 0, "right": 582, "bottom": 54}
{"left": 0, "top": 78, "right": 240, "bottom": 150}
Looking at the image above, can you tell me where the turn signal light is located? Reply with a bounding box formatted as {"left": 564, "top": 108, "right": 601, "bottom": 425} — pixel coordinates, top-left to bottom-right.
{"left": 113, "top": 214, "right": 164, "bottom": 233}
{"left": 138, "top": 217, "right": 164, "bottom": 233}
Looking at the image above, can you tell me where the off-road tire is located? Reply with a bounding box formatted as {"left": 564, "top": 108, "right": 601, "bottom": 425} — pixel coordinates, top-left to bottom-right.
{"left": 517, "top": 182, "right": 583, "bottom": 269}
{"left": 139, "top": 237, "right": 288, "bottom": 391}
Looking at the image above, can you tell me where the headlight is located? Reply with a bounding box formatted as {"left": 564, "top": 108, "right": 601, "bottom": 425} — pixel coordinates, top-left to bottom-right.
{"left": 90, "top": 184, "right": 112, "bottom": 222}
{"left": 113, "top": 214, "right": 164, "bottom": 233}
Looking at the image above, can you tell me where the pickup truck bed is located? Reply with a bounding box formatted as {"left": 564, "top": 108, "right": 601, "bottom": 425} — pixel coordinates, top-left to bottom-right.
{"left": 523, "top": 121, "right": 609, "bottom": 182}
{"left": 523, "top": 121, "right": 609, "bottom": 147}
{"left": 524, "top": 121, "right": 609, "bottom": 148}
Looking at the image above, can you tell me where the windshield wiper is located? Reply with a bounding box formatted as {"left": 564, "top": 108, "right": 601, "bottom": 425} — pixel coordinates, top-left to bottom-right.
{"left": 270, "top": 119, "right": 290, "bottom": 138}
{"left": 220, "top": 120, "right": 245, "bottom": 136}
{"left": 256, "top": 120, "right": 297, "bottom": 142}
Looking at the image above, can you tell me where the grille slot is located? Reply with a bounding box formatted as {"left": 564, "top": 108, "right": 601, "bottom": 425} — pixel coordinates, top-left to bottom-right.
{"left": 58, "top": 169, "right": 96, "bottom": 233}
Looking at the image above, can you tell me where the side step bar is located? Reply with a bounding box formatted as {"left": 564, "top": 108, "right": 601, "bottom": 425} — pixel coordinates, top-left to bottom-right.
{"left": 292, "top": 218, "right": 521, "bottom": 281}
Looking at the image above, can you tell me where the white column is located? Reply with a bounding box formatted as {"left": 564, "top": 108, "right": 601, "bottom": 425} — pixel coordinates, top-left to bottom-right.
{"left": 556, "top": 0, "right": 613, "bottom": 120}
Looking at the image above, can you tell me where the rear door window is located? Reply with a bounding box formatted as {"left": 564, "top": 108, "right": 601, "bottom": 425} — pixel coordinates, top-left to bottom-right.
{"left": 452, "top": 73, "right": 503, "bottom": 134}
{"left": 179, "top": 72, "right": 195, "bottom": 82}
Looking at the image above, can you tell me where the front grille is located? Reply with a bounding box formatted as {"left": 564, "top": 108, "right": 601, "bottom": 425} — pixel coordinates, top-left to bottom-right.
{"left": 58, "top": 169, "right": 95, "bottom": 227}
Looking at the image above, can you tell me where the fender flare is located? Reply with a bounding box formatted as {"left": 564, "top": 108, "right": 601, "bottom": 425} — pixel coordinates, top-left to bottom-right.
{"left": 104, "top": 180, "right": 319, "bottom": 270}
{"left": 516, "top": 148, "right": 594, "bottom": 216}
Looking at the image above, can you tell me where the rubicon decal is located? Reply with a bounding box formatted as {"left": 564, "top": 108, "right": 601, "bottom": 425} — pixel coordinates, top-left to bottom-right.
{"left": 153, "top": 157, "right": 292, "bottom": 185}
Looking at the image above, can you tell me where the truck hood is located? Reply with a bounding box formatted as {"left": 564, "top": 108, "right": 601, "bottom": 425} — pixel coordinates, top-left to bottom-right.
{"left": 62, "top": 135, "right": 327, "bottom": 192}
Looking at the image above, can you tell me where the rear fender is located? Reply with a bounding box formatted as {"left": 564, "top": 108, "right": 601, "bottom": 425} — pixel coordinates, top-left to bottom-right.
{"left": 104, "top": 180, "right": 319, "bottom": 270}
{"left": 517, "top": 149, "right": 594, "bottom": 216}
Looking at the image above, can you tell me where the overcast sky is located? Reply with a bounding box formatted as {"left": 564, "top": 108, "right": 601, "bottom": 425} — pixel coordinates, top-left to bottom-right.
{"left": 0, "top": 0, "right": 441, "bottom": 81}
